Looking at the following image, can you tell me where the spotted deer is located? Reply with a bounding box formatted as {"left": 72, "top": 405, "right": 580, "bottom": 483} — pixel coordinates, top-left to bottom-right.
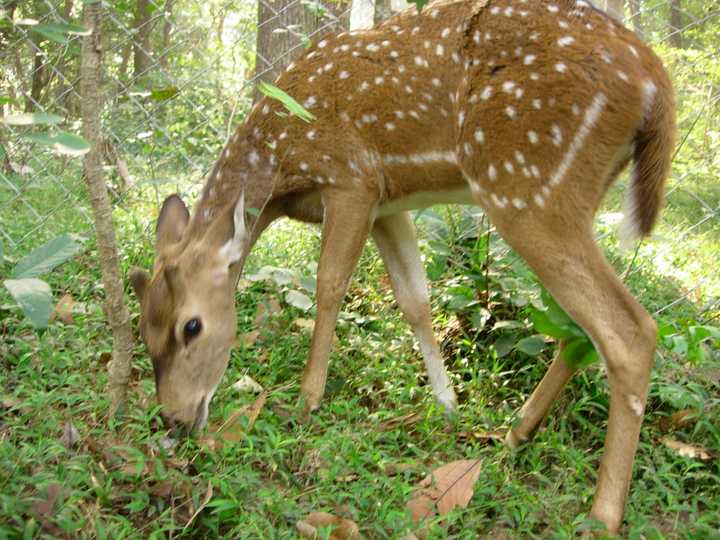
{"left": 129, "top": 0, "right": 676, "bottom": 532}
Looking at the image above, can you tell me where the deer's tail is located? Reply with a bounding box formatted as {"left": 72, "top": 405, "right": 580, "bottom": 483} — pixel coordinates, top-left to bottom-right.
{"left": 620, "top": 78, "right": 677, "bottom": 247}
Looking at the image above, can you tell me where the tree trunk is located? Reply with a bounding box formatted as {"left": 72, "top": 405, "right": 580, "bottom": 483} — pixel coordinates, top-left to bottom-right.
{"left": 669, "top": 0, "right": 684, "bottom": 48}
{"left": 253, "top": 0, "right": 350, "bottom": 101}
{"left": 604, "top": 0, "right": 624, "bottom": 22}
{"left": 27, "top": 47, "right": 49, "bottom": 112}
{"left": 350, "top": 0, "right": 375, "bottom": 29}
{"left": 81, "top": 1, "right": 135, "bottom": 418}
{"left": 159, "top": 0, "right": 174, "bottom": 69}
{"left": 628, "top": 0, "right": 643, "bottom": 40}
{"left": 133, "top": 0, "right": 153, "bottom": 82}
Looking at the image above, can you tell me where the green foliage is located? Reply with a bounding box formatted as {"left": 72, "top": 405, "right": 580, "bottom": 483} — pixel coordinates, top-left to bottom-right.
{"left": 31, "top": 22, "right": 91, "bottom": 44}
{"left": 2, "top": 278, "right": 53, "bottom": 329}
{"left": 3, "top": 234, "right": 84, "bottom": 329}
{"left": 527, "top": 289, "right": 599, "bottom": 369}
{"left": 257, "top": 81, "right": 316, "bottom": 123}
{"left": 12, "top": 234, "right": 84, "bottom": 279}
{"left": 24, "top": 131, "right": 91, "bottom": 157}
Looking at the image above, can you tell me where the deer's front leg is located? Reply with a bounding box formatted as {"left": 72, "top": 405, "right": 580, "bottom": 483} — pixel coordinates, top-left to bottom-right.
{"left": 299, "top": 189, "right": 377, "bottom": 414}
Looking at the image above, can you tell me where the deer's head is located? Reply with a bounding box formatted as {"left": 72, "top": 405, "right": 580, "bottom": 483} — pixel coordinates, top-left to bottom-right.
{"left": 129, "top": 194, "right": 248, "bottom": 432}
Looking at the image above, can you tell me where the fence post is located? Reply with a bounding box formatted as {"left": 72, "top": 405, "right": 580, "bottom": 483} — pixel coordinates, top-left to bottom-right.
{"left": 80, "top": 0, "right": 135, "bottom": 417}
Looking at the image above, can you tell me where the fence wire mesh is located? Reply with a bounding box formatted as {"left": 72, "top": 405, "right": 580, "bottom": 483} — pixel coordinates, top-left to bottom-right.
{"left": 0, "top": 0, "right": 718, "bottom": 322}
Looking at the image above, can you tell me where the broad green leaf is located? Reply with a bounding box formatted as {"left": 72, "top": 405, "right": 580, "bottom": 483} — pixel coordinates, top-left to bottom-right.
{"left": 1, "top": 113, "right": 63, "bottom": 126}
{"left": 32, "top": 22, "right": 90, "bottom": 44}
{"left": 286, "top": 290, "right": 313, "bottom": 311}
{"left": 25, "top": 131, "right": 90, "bottom": 157}
{"left": 541, "top": 288, "right": 574, "bottom": 327}
{"left": 516, "top": 336, "right": 547, "bottom": 356}
{"left": 494, "top": 334, "right": 517, "bottom": 358}
{"left": 150, "top": 87, "right": 179, "bottom": 101}
{"left": 409, "top": 0, "right": 429, "bottom": 11}
{"left": 257, "top": 81, "right": 315, "bottom": 123}
{"left": 561, "top": 337, "right": 599, "bottom": 369}
{"left": 3, "top": 278, "right": 53, "bottom": 329}
{"left": 12, "top": 234, "right": 83, "bottom": 279}
{"left": 529, "top": 308, "right": 576, "bottom": 339}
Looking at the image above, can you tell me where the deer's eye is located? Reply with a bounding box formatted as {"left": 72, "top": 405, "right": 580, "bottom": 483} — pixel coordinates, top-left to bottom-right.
{"left": 183, "top": 318, "right": 202, "bottom": 344}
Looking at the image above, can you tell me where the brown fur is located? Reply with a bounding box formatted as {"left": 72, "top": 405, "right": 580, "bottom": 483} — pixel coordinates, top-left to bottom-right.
{"left": 130, "top": 1, "right": 677, "bottom": 533}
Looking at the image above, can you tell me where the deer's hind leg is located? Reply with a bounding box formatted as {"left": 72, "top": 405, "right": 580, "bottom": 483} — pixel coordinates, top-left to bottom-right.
{"left": 504, "top": 341, "right": 577, "bottom": 448}
{"left": 372, "top": 212, "right": 458, "bottom": 413}
{"left": 457, "top": 86, "right": 653, "bottom": 531}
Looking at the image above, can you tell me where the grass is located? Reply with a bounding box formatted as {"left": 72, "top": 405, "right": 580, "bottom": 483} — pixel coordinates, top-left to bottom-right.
{"left": 1, "top": 210, "right": 719, "bottom": 539}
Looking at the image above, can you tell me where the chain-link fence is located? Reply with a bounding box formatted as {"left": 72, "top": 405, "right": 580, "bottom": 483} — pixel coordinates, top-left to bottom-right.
{"left": 1, "top": 0, "right": 718, "bottom": 323}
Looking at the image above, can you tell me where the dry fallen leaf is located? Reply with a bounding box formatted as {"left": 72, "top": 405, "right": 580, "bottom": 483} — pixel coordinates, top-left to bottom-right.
{"left": 457, "top": 430, "right": 505, "bottom": 444}
{"left": 50, "top": 293, "right": 75, "bottom": 324}
{"left": 254, "top": 296, "right": 282, "bottom": 326}
{"left": 294, "top": 318, "right": 315, "bottom": 332}
{"left": 240, "top": 330, "right": 261, "bottom": 347}
{"left": 205, "top": 391, "right": 269, "bottom": 448}
{"left": 376, "top": 412, "right": 424, "bottom": 432}
{"left": 60, "top": 421, "right": 81, "bottom": 449}
{"left": 31, "top": 484, "right": 63, "bottom": 535}
{"left": 407, "top": 459, "right": 483, "bottom": 523}
{"left": 658, "top": 409, "right": 699, "bottom": 433}
{"left": 296, "top": 511, "right": 360, "bottom": 540}
{"left": 660, "top": 437, "right": 714, "bottom": 461}
{"left": 232, "top": 375, "right": 264, "bottom": 394}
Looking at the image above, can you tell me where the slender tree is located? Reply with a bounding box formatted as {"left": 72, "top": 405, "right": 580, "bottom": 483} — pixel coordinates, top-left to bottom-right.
{"left": 669, "top": 0, "right": 684, "bottom": 48}
{"left": 604, "top": 0, "right": 625, "bottom": 22}
{"left": 81, "top": 0, "right": 135, "bottom": 417}
{"left": 133, "top": 0, "right": 154, "bottom": 81}
{"left": 629, "top": 0, "right": 644, "bottom": 40}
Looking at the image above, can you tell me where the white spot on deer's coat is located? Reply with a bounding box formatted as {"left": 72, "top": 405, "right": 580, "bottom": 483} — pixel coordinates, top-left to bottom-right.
{"left": 339, "top": 71, "right": 349, "bottom": 79}
{"left": 551, "top": 125, "right": 563, "bottom": 147}
{"left": 366, "top": 43, "right": 380, "bottom": 52}
{"left": 528, "top": 131, "right": 539, "bottom": 144}
{"left": 502, "top": 81, "right": 516, "bottom": 93}
{"left": 488, "top": 164, "right": 498, "bottom": 181}
{"left": 555, "top": 62, "right": 568, "bottom": 73}
{"left": 512, "top": 198, "right": 527, "bottom": 209}
{"left": 307, "top": 130, "right": 317, "bottom": 140}
{"left": 318, "top": 40, "right": 327, "bottom": 48}
{"left": 303, "top": 96, "right": 316, "bottom": 108}
{"left": 626, "top": 394, "right": 644, "bottom": 416}
{"left": 505, "top": 106, "right": 517, "bottom": 119}
{"left": 385, "top": 122, "right": 396, "bottom": 131}
{"left": 474, "top": 129, "right": 485, "bottom": 144}
{"left": 436, "top": 44, "right": 444, "bottom": 56}
{"left": 299, "top": 162, "right": 309, "bottom": 171}
{"left": 558, "top": 36, "right": 575, "bottom": 47}
{"left": 481, "top": 86, "right": 493, "bottom": 100}
{"left": 524, "top": 54, "right": 536, "bottom": 65}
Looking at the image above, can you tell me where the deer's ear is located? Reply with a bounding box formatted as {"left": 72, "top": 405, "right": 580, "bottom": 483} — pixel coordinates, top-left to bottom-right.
{"left": 218, "top": 192, "right": 248, "bottom": 266}
{"left": 129, "top": 267, "right": 150, "bottom": 301}
{"left": 156, "top": 195, "right": 189, "bottom": 251}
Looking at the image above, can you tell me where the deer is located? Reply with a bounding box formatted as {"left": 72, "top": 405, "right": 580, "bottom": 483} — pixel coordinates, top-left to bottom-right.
{"left": 129, "top": 0, "right": 677, "bottom": 533}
